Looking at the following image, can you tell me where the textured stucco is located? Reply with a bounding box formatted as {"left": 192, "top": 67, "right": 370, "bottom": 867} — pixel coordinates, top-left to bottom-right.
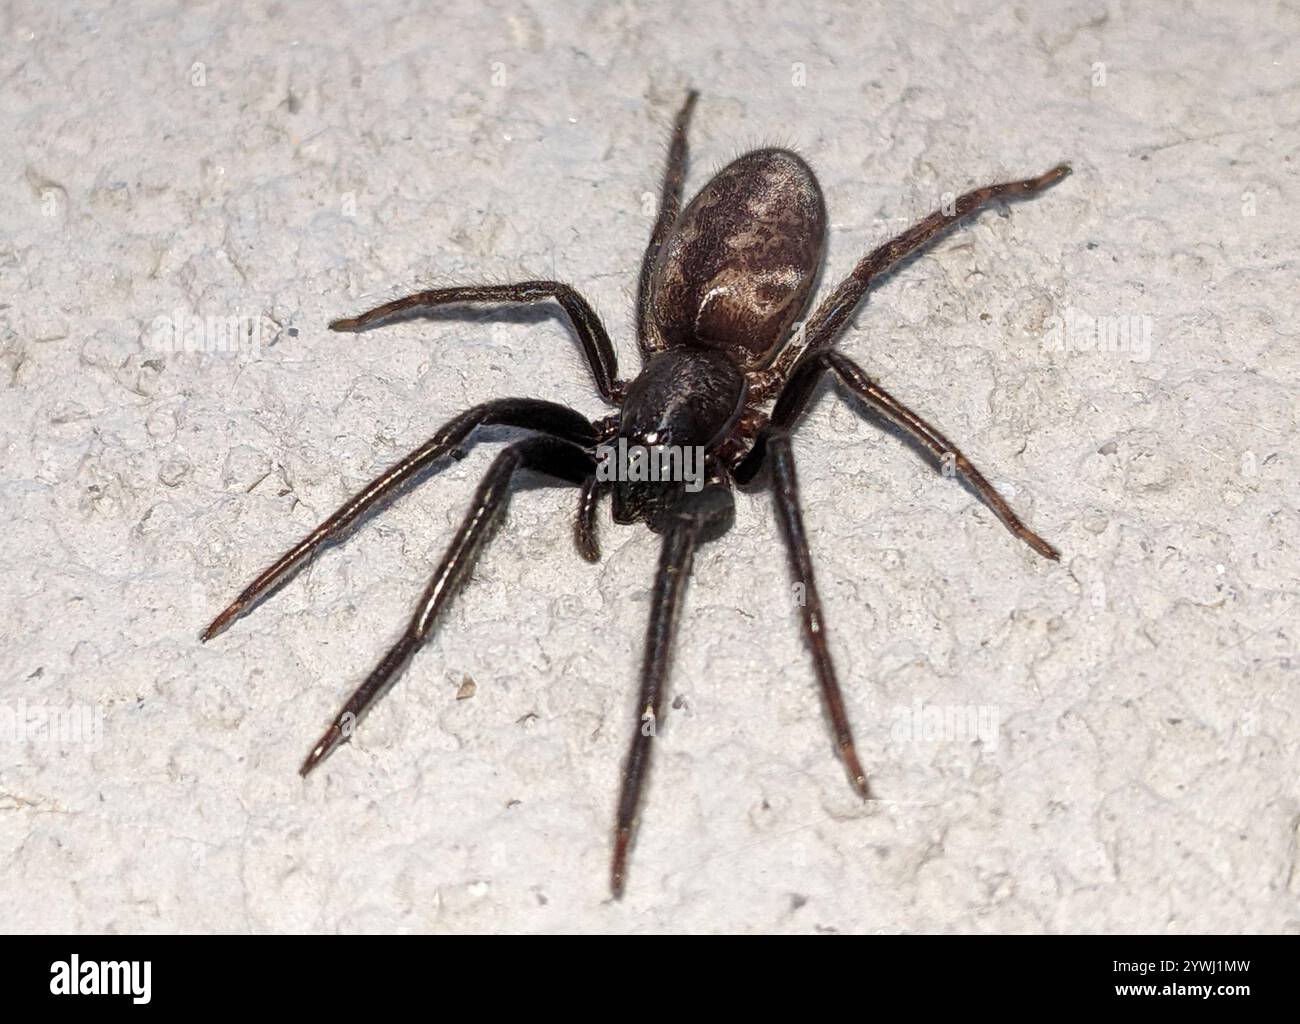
{"left": 1, "top": 0, "right": 1297, "bottom": 933}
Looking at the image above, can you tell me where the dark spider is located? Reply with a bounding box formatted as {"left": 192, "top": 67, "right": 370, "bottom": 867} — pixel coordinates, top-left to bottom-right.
{"left": 201, "top": 90, "right": 1069, "bottom": 898}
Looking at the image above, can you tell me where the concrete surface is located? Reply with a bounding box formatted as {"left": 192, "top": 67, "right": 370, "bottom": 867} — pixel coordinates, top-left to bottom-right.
{"left": 1, "top": 0, "right": 1297, "bottom": 933}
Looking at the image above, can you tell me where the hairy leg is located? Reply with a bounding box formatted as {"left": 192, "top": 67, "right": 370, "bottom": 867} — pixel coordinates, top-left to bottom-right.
{"left": 331, "top": 281, "right": 626, "bottom": 403}
{"left": 299, "top": 436, "right": 595, "bottom": 775}
{"left": 767, "top": 429, "right": 871, "bottom": 799}
{"left": 202, "top": 399, "right": 595, "bottom": 641}
{"left": 755, "top": 164, "right": 1070, "bottom": 397}
{"left": 636, "top": 90, "right": 699, "bottom": 357}
{"left": 610, "top": 474, "right": 732, "bottom": 897}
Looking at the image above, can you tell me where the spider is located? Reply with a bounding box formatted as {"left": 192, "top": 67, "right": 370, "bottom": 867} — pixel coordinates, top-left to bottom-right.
{"left": 201, "top": 90, "right": 1069, "bottom": 898}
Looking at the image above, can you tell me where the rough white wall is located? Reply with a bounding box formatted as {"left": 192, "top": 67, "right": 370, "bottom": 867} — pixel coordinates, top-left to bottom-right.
{"left": 1, "top": 0, "right": 1296, "bottom": 933}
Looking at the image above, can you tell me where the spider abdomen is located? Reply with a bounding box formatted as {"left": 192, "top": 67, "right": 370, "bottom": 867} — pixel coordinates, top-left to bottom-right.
{"left": 649, "top": 147, "right": 827, "bottom": 370}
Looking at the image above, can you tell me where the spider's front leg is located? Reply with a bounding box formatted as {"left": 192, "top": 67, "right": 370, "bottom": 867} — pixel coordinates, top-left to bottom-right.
{"left": 741, "top": 352, "right": 1059, "bottom": 559}
{"left": 610, "top": 470, "right": 733, "bottom": 899}
{"left": 823, "top": 351, "right": 1059, "bottom": 559}
{"left": 201, "top": 398, "right": 595, "bottom": 641}
{"left": 300, "top": 435, "right": 595, "bottom": 775}
{"left": 738, "top": 353, "right": 1060, "bottom": 804}
{"left": 766, "top": 427, "right": 871, "bottom": 799}
{"left": 330, "top": 281, "right": 627, "bottom": 404}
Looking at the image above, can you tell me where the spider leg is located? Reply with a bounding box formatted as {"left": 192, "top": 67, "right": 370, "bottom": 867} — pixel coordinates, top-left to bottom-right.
{"left": 755, "top": 163, "right": 1071, "bottom": 397}
{"left": 575, "top": 412, "right": 620, "bottom": 561}
{"left": 611, "top": 472, "right": 732, "bottom": 898}
{"left": 741, "top": 353, "right": 1059, "bottom": 559}
{"left": 574, "top": 474, "right": 605, "bottom": 563}
{"left": 330, "top": 281, "right": 626, "bottom": 404}
{"left": 825, "top": 351, "right": 1059, "bottom": 560}
{"left": 201, "top": 398, "right": 595, "bottom": 642}
{"left": 300, "top": 435, "right": 595, "bottom": 776}
{"left": 731, "top": 351, "right": 822, "bottom": 484}
{"left": 636, "top": 89, "right": 699, "bottom": 357}
{"left": 767, "top": 429, "right": 871, "bottom": 800}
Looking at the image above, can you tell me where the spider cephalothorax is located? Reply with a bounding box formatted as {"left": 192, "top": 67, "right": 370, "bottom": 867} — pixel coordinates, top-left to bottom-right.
{"left": 609, "top": 346, "right": 746, "bottom": 527}
{"left": 202, "top": 90, "right": 1068, "bottom": 897}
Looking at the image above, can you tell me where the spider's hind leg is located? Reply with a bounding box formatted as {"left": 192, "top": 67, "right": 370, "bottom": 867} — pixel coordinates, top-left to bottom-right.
{"left": 756, "top": 162, "right": 1070, "bottom": 396}
{"left": 300, "top": 435, "right": 595, "bottom": 775}
{"left": 636, "top": 89, "right": 699, "bottom": 357}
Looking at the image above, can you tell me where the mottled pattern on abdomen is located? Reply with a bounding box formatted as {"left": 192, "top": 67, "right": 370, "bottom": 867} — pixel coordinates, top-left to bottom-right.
{"left": 650, "top": 148, "right": 827, "bottom": 370}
